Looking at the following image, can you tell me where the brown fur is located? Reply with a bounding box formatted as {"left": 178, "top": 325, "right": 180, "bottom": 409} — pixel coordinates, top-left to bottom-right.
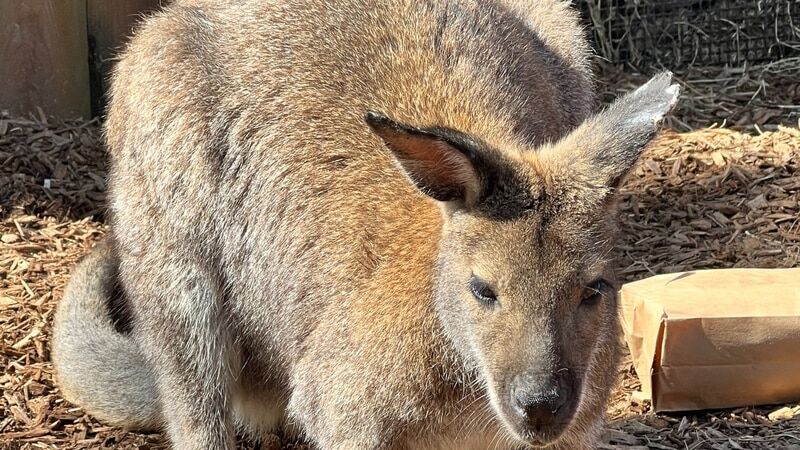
{"left": 51, "top": 1, "right": 678, "bottom": 449}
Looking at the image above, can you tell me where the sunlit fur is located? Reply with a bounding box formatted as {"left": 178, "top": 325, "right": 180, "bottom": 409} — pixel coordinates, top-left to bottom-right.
{"left": 51, "top": 1, "right": 678, "bottom": 449}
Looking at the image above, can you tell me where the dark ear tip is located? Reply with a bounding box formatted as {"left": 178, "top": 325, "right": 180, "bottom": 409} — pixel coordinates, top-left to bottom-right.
{"left": 364, "top": 111, "right": 390, "bottom": 129}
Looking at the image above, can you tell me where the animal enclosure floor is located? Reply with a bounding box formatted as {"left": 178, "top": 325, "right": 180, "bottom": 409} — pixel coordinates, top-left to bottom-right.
{"left": 2, "top": 67, "right": 800, "bottom": 449}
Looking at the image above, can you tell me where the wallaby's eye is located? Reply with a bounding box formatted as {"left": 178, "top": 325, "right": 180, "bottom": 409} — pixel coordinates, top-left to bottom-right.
{"left": 469, "top": 276, "right": 498, "bottom": 307}
{"left": 581, "top": 279, "right": 610, "bottom": 307}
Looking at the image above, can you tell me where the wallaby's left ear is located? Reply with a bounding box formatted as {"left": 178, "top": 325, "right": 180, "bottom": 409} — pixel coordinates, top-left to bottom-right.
{"left": 365, "top": 112, "right": 485, "bottom": 205}
{"left": 545, "top": 71, "right": 680, "bottom": 188}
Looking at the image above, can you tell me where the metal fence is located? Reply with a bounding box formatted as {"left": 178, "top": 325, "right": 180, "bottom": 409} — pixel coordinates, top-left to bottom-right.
{"left": 580, "top": 0, "right": 800, "bottom": 68}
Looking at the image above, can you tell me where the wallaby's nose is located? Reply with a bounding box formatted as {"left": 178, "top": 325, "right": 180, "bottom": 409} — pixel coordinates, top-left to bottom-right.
{"left": 511, "top": 370, "right": 573, "bottom": 433}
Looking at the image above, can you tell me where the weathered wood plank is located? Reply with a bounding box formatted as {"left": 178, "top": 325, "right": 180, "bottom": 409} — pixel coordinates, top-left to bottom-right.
{"left": 0, "top": 0, "right": 90, "bottom": 119}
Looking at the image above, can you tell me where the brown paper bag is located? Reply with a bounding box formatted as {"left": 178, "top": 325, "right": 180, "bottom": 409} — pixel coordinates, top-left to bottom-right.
{"left": 620, "top": 268, "right": 800, "bottom": 412}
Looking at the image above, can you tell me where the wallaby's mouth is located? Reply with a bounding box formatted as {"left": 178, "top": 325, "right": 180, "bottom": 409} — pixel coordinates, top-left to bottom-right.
{"left": 496, "top": 403, "right": 576, "bottom": 448}
{"left": 488, "top": 370, "right": 581, "bottom": 448}
{"left": 517, "top": 427, "right": 571, "bottom": 448}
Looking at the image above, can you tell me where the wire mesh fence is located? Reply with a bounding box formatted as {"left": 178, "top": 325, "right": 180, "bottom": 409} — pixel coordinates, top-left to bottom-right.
{"left": 580, "top": 0, "right": 800, "bottom": 68}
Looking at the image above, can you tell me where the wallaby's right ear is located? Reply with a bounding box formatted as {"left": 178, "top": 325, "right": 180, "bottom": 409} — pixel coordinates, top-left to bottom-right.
{"left": 365, "top": 112, "right": 483, "bottom": 205}
{"left": 544, "top": 72, "right": 680, "bottom": 189}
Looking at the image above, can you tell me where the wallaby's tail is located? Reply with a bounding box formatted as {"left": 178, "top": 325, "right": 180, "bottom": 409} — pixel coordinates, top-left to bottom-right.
{"left": 52, "top": 240, "right": 161, "bottom": 430}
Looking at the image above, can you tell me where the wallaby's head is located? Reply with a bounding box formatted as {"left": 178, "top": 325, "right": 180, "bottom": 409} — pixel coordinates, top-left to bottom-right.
{"left": 367, "top": 73, "right": 679, "bottom": 447}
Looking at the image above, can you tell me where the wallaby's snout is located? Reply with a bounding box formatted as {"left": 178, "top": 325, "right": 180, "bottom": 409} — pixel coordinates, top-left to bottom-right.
{"left": 509, "top": 369, "right": 576, "bottom": 442}
{"left": 482, "top": 314, "right": 592, "bottom": 447}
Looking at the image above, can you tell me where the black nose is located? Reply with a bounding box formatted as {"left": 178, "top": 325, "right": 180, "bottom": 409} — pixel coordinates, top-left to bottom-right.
{"left": 511, "top": 370, "right": 573, "bottom": 433}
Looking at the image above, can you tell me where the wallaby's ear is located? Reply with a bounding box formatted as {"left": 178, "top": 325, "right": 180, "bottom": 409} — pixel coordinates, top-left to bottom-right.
{"left": 365, "top": 112, "right": 482, "bottom": 204}
{"left": 547, "top": 72, "right": 680, "bottom": 188}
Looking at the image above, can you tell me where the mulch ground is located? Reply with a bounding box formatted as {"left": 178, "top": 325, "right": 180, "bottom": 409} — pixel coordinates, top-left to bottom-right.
{"left": 2, "top": 63, "right": 799, "bottom": 449}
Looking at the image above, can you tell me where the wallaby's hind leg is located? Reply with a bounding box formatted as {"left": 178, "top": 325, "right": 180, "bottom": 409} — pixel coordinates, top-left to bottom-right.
{"left": 52, "top": 240, "right": 161, "bottom": 430}
{"left": 122, "top": 256, "right": 238, "bottom": 449}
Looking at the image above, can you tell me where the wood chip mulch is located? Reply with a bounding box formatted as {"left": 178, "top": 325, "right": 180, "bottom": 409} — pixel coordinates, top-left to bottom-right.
{"left": 617, "top": 127, "right": 800, "bottom": 279}
{"left": 605, "top": 126, "right": 800, "bottom": 450}
{"left": 2, "top": 73, "right": 799, "bottom": 449}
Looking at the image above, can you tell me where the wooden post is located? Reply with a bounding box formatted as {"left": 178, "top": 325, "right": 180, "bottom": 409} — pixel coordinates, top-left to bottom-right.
{"left": 0, "top": 0, "right": 91, "bottom": 119}
{"left": 87, "top": 0, "right": 167, "bottom": 116}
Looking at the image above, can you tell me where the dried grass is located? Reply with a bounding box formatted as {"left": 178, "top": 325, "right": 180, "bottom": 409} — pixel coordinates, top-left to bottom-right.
{"left": 2, "top": 69, "right": 800, "bottom": 449}
{"left": 595, "top": 60, "right": 800, "bottom": 132}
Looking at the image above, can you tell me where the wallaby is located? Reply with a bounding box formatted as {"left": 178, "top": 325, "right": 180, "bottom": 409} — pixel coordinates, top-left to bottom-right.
{"left": 52, "top": 0, "right": 679, "bottom": 448}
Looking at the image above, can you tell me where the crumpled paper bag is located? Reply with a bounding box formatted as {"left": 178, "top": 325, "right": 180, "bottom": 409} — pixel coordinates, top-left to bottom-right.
{"left": 620, "top": 268, "right": 800, "bottom": 412}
